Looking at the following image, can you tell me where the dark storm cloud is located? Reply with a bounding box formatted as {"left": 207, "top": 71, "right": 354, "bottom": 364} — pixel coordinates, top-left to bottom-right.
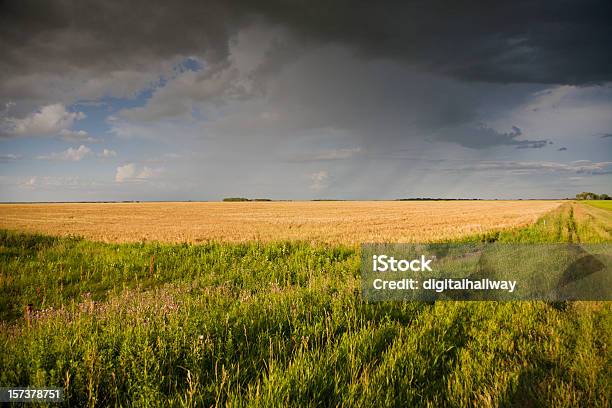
{"left": 0, "top": 0, "right": 245, "bottom": 103}
{"left": 0, "top": 0, "right": 237, "bottom": 69}
{"left": 2, "top": 0, "right": 611, "bottom": 157}
{"left": 1, "top": 0, "right": 611, "bottom": 96}
{"left": 249, "top": 0, "right": 612, "bottom": 85}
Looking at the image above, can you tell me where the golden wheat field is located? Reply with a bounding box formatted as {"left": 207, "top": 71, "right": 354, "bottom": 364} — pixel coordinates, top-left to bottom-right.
{"left": 0, "top": 200, "right": 561, "bottom": 244}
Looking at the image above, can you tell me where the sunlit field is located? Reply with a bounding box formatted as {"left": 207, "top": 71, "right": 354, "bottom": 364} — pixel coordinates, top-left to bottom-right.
{"left": 0, "top": 200, "right": 561, "bottom": 244}
{"left": 585, "top": 200, "right": 612, "bottom": 211}
{"left": 1, "top": 201, "right": 610, "bottom": 406}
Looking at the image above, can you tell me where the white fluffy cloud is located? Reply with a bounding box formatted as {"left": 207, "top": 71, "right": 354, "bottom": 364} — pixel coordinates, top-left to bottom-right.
{"left": 115, "top": 164, "right": 136, "bottom": 182}
{"left": 309, "top": 170, "right": 328, "bottom": 191}
{"left": 115, "top": 163, "right": 163, "bottom": 183}
{"left": 37, "top": 145, "right": 92, "bottom": 161}
{"left": 2, "top": 104, "right": 85, "bottom": 137}
{"left": 98, "top": 149, "right": 117, "bottom": 158}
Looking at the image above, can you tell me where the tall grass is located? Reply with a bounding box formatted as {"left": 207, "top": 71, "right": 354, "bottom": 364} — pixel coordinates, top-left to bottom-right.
{"left": 0, "top": 202, "right": 610, "bottom": 406}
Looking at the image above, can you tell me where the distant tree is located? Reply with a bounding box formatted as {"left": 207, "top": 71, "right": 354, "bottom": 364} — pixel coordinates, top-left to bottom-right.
{"left": 223, "top": 197, "right": 250, "bottom": 202}
{"left": 575, "top": 192, "right": 610, "bottom": 200}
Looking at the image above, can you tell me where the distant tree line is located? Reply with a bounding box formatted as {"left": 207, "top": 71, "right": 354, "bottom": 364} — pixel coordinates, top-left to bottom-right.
{"left": 396, "top": 198, "right": 482, "bottom": 201}
{"left": 575, "top": 192, "right": 610, "bottom": 200}
{"left": 222, "top": 197, "right": 272, "bottom": 202}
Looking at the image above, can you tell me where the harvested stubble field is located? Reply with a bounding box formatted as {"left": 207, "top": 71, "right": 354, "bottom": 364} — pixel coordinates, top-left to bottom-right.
{"left": 0, "top": 200, "right": 561, "bottom": 244}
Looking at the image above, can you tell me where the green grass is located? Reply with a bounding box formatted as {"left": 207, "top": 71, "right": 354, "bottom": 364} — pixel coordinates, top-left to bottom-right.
{"left": 584, "top": 200, "right": 612, "bottom": 211}
{"left": 0, "top": 203, "right": 610, "bottom": 407}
